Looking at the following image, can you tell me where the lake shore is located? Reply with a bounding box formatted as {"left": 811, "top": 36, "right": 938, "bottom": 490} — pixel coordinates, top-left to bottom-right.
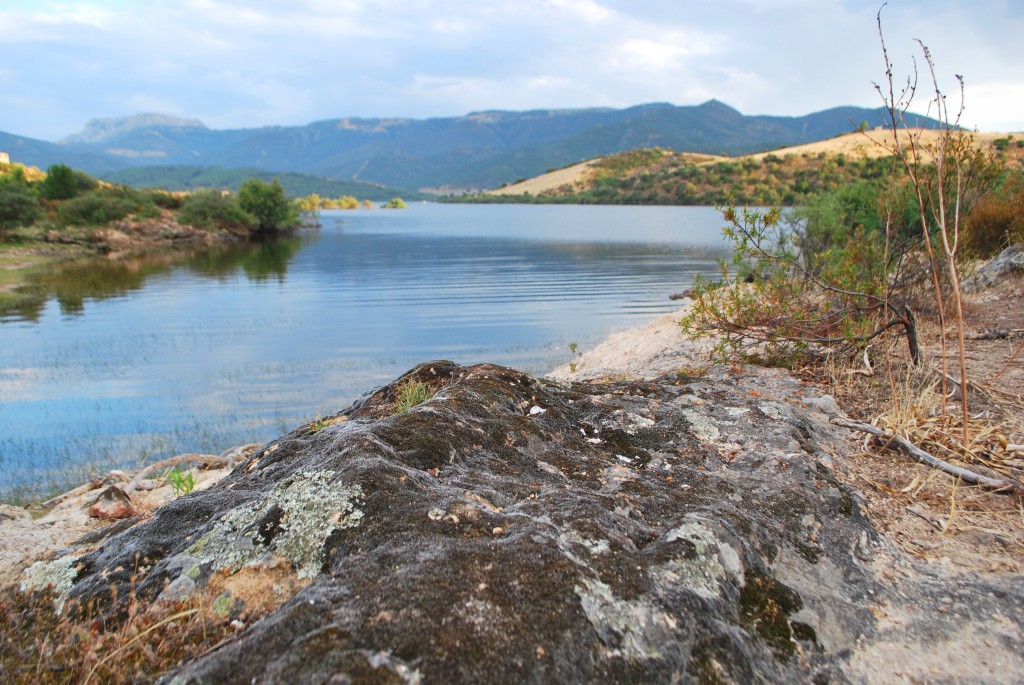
{"left": 5, "top": 295, "right": 1020, "bottom": 586}
{"left": 3, "top": 302, "right": 1021, "bottom": 683}
{"left": 548, "top": 303, "right": 712, "bottom": 381}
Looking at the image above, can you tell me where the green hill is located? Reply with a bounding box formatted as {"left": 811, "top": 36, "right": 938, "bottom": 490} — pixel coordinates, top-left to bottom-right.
{"left": 101, "top": 165, "right": 425, "bottom": 201}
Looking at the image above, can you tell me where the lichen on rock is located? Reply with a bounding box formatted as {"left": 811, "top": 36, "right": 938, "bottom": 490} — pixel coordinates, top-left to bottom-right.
{"left": 19, "top": 555, "right": 80, "bottom": 612}
{"left": 188, "top": 470, "right": 363, "bottom": 579}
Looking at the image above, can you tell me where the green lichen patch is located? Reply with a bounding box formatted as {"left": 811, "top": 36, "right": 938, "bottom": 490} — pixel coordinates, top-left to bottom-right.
{"left": 654, "top": 521, "right": 742, "bottom": 600}
{"left": 575, "top": 576, "right": 678, "bottom": 661}
{"left": 189, "top": 470, "right": 363, "bottom": 579}
{"left": 681, "top": 409, "right": 720, "bottom": 442}
{"left": 19, "top": 554, "right": 80, "bottom": 613}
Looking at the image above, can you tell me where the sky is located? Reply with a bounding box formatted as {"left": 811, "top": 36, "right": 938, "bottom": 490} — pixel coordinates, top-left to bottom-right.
{"left": 1, "top": 0, "right": 1021, "bottom": 141}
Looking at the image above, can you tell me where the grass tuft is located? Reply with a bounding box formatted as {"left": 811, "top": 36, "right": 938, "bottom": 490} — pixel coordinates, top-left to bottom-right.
{"left": 395, "top": 378, "right": 434, "bottom": 413}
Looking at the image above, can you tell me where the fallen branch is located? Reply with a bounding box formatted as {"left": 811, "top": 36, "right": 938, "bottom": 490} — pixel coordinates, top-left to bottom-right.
{"left": 966, "top": 328, "right": 1024, "bottom": 341}
{"left": 35, "top": 443, "right": 262, "bottom": 508}
{"left": 830, "top": 417, "right": 1024, "bottom": 496}
{"left": 125, "top": 445, "right": 260, "bottom": 493}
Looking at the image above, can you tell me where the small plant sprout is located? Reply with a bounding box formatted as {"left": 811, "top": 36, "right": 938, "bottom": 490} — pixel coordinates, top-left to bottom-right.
{"left": 165, "top": 465, "right": 195, "bottom": 497}
{"left": 395, "top": 378, "right": 434, "bottom": 413}
{"left": 308, "top": 415, "right": 331, "bottom": 433}
{"left": 568, "top": 342, "right": 580, "bottom": 373}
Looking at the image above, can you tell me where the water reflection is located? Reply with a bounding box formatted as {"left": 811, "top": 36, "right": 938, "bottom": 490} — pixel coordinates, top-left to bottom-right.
{"left": 2, "top": 235, "right": 308, "bottom": 322}
{"left": 0, "top": 205, "right": 730, "bottom": 499}
{"left": 184, "top": 235, "right": 306, "bottom": 284}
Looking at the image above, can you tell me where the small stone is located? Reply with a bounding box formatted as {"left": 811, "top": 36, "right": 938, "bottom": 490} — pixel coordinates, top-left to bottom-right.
{"left": 492, "top": 527, "right": 504, "bottom": 536}
{"left": 157, "top": 575, "right": 197, "bottom": 604}
{"left": 803, "top": 394, "right": 843, "bottom": 417}
{"left": 529, "top": 406, "right": 546, "bottom": 416}
{"left": 86, "top": 485, "right": 139, "bottom": 520}
{"left": 428, "top": 508, "right": 445, "bottom": 521}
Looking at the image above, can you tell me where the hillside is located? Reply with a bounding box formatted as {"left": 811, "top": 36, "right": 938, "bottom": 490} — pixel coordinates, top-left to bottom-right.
{"left": 102, "top": 165, "right": 425, "bottom": 201}
{"left": 478, "top": 129, "right": 1024, "bottom": 205}
{"left": 1, "top": 102, "right": 930, "bottom": 192}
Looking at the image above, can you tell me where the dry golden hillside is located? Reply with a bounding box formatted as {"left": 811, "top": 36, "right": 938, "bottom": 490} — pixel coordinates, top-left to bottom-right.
{"left": 488, "top": 129, "right": 1024, "bottom": 197}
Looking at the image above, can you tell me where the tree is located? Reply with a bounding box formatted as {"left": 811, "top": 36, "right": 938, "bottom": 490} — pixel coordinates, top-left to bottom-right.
{"left": 0, "top": 180, "right": 41, "bottom": 236}
{"left": 40, "top": 164, "right": 95, "bottom": 201}
{"left": 237, "top": 178, "right": 299, "bottom": 232}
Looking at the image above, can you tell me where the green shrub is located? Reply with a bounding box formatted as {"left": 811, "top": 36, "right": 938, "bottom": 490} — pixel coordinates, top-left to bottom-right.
{"left": 56, "top": 187, "right": 155, "bottom": 226}
{"left": 681, "top": 205, "right": 919, "bottom": 366}
{"left": 0, "top": 180, "right": 41, "bottom": 235}
{"left": 238, "top": 178, "right": 298, "bottom": 231}
{"left": 794, "top": 181, "right": 884, "bottom": 257}
{"left": 144, "top": 189, "right": 184, "bottom": 210}
{"left": 395, "top": 378, "right": 433, "bottom": 412}
{"left": 178, "top": 190, "right": 254, "bottom": 230}
{"left": 382, "top": 197, "right": 407, "bottom": 209}
{"left": 40, "top": 164, "right": 97, "bottom": 201}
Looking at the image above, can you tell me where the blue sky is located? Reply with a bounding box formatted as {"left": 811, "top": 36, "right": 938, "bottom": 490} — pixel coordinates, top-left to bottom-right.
{"left": 1, "top": 0, "right": 1021, "bottom": 140}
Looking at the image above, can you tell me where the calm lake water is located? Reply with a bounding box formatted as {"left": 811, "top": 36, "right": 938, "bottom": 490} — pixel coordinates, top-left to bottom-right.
{"left": 0, "top": 204, "right": 729, "bottom": 497}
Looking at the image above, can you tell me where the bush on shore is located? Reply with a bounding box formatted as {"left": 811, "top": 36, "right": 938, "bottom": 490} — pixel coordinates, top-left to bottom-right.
{"left": 0, "top": 179, "right": 41, "bottom": 236}
{"left": 178, "top": 189, "right": 255, "bottom": 231}
{"left": 238, "top": 178, "right": 299, "bottom": 231}
{"left": 55, "top": 187, "right": 160, "bottom": 226}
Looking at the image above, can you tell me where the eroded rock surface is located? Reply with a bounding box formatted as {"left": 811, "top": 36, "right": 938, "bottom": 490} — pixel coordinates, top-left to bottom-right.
{"left": 29, "top": 362, "right": 1023, "bottom": 684}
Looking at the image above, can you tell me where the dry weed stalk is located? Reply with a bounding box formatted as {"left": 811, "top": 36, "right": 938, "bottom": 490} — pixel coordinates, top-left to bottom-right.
{"left": 870, "top": 5, "right": 975, "bottom": 446}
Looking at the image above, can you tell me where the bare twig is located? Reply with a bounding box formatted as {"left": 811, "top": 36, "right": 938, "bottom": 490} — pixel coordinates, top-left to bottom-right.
{"left": 831, "top": 416, "right": 1024, "bottom": 496}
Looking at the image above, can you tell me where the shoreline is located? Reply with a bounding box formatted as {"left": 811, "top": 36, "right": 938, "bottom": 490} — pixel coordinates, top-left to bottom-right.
{"left": 548, "top": 303, "right": 711, "bottom": 381}
{"left": 0, "top": 306, "right": 702, "bottom": 582}
{"left": 2, "top": 303, "right": 1022, "bottom": 682}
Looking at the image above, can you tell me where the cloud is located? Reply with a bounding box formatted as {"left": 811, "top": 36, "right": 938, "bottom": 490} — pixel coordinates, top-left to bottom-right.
{"left": 0, "top": 0, "right": 1020, "bottom": 139}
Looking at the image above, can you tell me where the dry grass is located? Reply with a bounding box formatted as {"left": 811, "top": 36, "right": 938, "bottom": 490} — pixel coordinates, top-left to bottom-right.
{"left": 810, "top": 307, "right": 1024, "bottom": 567}
{"left": 0, "top": 581, "right": 243, "bottom": 684}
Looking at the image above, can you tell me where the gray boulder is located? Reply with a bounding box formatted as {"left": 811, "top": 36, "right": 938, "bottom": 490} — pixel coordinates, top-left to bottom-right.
{"left": 963, "top": 243, "right": 1024, "bottom": 292}
{"left": 27, "top": 362, "right": 1022, "bottom": 683}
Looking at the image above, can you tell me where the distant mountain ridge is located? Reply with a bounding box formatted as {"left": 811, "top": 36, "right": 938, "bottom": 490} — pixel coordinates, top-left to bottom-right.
{"left": 2, "top": 101, "right": 935, "bottom": 191}
{"left": 60, "top": 113, "right": 208, "bottom": 145}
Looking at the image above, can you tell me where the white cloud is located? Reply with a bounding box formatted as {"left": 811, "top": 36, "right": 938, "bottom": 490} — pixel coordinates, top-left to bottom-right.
{"left": 544, "top": 0, "right": 613, "bottom": 23}
{"left": 0, "top": 0, "right": 1019, "bottom": 139}
{"left": 963, "top": 82, "right": 1024, "bottom": 132}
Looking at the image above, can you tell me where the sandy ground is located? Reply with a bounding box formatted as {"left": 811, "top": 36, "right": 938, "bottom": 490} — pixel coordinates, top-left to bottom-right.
{"left": 0, "top": 457, "right": 251, "bottom": 586}
{"left": 549, "top": 303, "right": 711, "bottom": 381}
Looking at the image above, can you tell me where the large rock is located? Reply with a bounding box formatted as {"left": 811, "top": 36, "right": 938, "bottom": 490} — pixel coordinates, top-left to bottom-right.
{"left": 963, "top": 243, "right": 1024, "bottom": 292}
{"left": 22, "top": 362, "right": 1023, "bottom": 683}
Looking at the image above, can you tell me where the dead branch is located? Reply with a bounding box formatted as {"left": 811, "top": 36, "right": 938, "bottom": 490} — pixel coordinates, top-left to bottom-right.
{"left": 831, "top": 416, "right": 1024, "bottom": 496}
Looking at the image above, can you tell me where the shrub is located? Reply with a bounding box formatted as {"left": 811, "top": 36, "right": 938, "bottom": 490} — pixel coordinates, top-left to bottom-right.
{"left": 238, "top": 178, "right": 298, "bottom": 231}
{"left": 178, "top": 190, "right": 254, "bottom": 230}
{"left": 56, "top": 187, "right": 153, "bottom": 226}
{"left": 681, "top": 205, "right": 920, "bottom": 366}
{"left": 382, "top": 197, "right": 407, "bottom": 209}
{"left": 962, "top": 180, "right": 1024, "bottom": 257}
{"left": 40, "top": 164, "right": 97, "bottom": 201}
{"left": 0, "top": 180, "right": 41, "bottom": 235}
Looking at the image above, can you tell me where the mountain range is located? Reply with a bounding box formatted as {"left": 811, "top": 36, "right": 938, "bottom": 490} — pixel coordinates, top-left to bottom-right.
{"left": 1, "top": 101, "right": 923, "bottom": 192}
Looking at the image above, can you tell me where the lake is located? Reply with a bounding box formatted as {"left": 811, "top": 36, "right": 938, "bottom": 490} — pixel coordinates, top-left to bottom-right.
{"left": 0, "top": 204, "right": 730, "bottom": 498}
